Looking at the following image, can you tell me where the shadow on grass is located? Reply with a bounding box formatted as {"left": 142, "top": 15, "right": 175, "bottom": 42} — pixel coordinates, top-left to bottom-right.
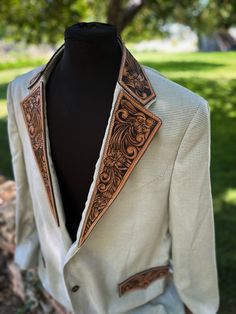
{"left": 215, "top": 201, "right": 236, "bottom": 314}
{"left": 0, "top": 83, "right": 8, "bottom": 101}
{"left": 0, "top": 116, "right": 13, "bottom": 179}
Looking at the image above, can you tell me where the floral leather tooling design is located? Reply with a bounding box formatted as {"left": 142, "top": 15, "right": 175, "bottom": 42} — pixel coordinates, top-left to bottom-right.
{"left": 118, "top": 265, "right": 170, "bottom": 297}
{"left": 20, "top": 38, "right": 162, "bottom": 247}
{"left": 20, "top": 83, "right": 59, "bottom": 226}
{"left": 79, "top": 90, "right": 162, "bottom": 245}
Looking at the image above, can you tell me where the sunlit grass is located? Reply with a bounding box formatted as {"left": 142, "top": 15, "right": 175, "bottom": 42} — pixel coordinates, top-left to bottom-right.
{"left": 0, "top": 66, "right": 42, "bottom": 84}
{"left": 223, "top": 188, "right": 236, "bottom": 206}
{"left": 134, "top": 50, "right": 236, "bottom": 79}
{"left": 0, "top": 100, "right": 7, "bottom": 118}
{"left": 0, "top": 58, "right": 45, "bottom": 71}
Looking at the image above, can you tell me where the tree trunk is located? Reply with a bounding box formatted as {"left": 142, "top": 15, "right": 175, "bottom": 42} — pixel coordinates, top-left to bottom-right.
{"left": 107, "top": 0, "right": 145, "bottom": 34}
{"left": 198, "top": 29, "right": 236, "bottom": 51}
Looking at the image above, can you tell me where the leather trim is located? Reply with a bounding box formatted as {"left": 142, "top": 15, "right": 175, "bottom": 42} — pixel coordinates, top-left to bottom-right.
{"left": 118, "top": 265, "right": 169, "bottom": 297}
{"left": 27, "top": 43, "right": 64, "bottom": 89}
{"left": 28, "top": 70, "right": 44, "bottom": 88}
{"left": 78, "top": 89, "right": 162, "bottom": 247}
{"left": 118, "top": 46, "right": 156, "bottom": 106}
{"left": 27, "top": 36, "right": 156, "bottom": 107}
{"left": 21, "top": 36, "right": 161, "bottom": 239}
{"left": 20, "top": 82, "right": 60, "bottom": 226}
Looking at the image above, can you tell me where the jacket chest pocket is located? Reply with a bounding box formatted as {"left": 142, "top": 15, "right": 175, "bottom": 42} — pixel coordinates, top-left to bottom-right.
{"left": 118, "top": 264, "right": 170, "bottom": 297}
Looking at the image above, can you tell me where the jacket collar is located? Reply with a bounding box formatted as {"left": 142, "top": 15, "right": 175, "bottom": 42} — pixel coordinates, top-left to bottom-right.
{"left": 20, "top": 36, "right": 162, "bottom": 248}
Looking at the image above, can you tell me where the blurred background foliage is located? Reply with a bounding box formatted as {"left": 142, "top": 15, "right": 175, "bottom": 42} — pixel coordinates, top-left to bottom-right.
{"left": 0, "top": 0, "right": 236, "bottom": 313}
{"left": 0, "top": 0, "right": 236, "bottom": 50}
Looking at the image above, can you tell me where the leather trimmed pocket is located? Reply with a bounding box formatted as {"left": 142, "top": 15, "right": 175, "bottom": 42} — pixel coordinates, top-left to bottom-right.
{"left": 118, "top": 264, "right": 169, "bottom": 297}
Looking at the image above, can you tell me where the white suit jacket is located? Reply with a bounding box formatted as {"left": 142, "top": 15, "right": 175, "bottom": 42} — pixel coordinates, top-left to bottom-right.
{"left": 6, "top": 36, "right": 219, "bottom": 314}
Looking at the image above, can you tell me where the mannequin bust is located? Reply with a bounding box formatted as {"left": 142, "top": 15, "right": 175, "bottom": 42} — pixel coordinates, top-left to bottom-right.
{"left": 45, "top": 22, "right": 122, "bottom": 243}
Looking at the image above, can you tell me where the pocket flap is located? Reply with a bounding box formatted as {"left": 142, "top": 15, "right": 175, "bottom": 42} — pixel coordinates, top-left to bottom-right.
{"left": 118, "top": 264, "right": 169, "bottom": 297}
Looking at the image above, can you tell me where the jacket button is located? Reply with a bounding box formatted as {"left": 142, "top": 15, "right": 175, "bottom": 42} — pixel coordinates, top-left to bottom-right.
{"left": 71, "top": 285, "right": 80, "bottom": 292}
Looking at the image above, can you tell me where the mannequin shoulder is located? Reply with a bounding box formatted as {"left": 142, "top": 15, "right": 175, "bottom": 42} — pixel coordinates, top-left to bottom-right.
{"left": 142, "top": 64, "right": 208, "bottom": 111}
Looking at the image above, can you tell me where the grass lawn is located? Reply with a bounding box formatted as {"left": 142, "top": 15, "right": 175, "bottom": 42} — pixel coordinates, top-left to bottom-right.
{"left": 0, "top": 48, "right": 235, "bottom": 313}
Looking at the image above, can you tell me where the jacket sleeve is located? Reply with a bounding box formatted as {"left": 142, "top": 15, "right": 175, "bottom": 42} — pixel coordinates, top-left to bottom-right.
{"left": 168, "top": 100, "right": 220, "bottom": 314}
{"left": 7, "top": 81, "right": 40, "bottom": 270}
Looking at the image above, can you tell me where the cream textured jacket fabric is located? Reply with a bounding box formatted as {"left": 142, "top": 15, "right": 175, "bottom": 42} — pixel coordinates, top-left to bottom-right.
{"left": 6, "top": 37, "right": 219, "bottom": 314}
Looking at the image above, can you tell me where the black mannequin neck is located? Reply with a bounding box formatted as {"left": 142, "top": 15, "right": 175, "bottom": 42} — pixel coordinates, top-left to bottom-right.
{"left": 57, "top": 22, "right": 122, "bottom": 79}
{"left": 45, "top": 22, "right": 123, "bottom": 243}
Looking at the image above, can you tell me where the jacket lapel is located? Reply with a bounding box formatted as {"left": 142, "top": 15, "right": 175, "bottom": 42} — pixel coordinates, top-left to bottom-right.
{"left": 20, "top": 37, "right": 162, "bottom": 247}
{"left": 20, "top": 81, "right": 60, "bottom": 226}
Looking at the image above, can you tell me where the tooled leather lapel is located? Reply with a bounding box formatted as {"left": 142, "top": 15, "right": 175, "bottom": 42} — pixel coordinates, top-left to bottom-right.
{"left": 20, "top": 37, "right": 162, "bottom": 247}
{"left": 78, "top": 43, "right": 162, "bottom": 247}
{"left": 20, "top": 81, "right": 60, "bottom": 226}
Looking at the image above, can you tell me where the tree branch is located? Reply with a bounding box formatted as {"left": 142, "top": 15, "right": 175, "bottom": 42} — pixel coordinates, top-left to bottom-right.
{"left": 119, "top": 0, "right": 146, "bottom": 33}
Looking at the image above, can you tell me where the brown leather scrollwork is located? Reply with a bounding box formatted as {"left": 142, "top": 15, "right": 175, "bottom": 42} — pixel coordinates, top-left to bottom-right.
{"left": 118, "top": 264, "right": 169, "bottom": 297}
